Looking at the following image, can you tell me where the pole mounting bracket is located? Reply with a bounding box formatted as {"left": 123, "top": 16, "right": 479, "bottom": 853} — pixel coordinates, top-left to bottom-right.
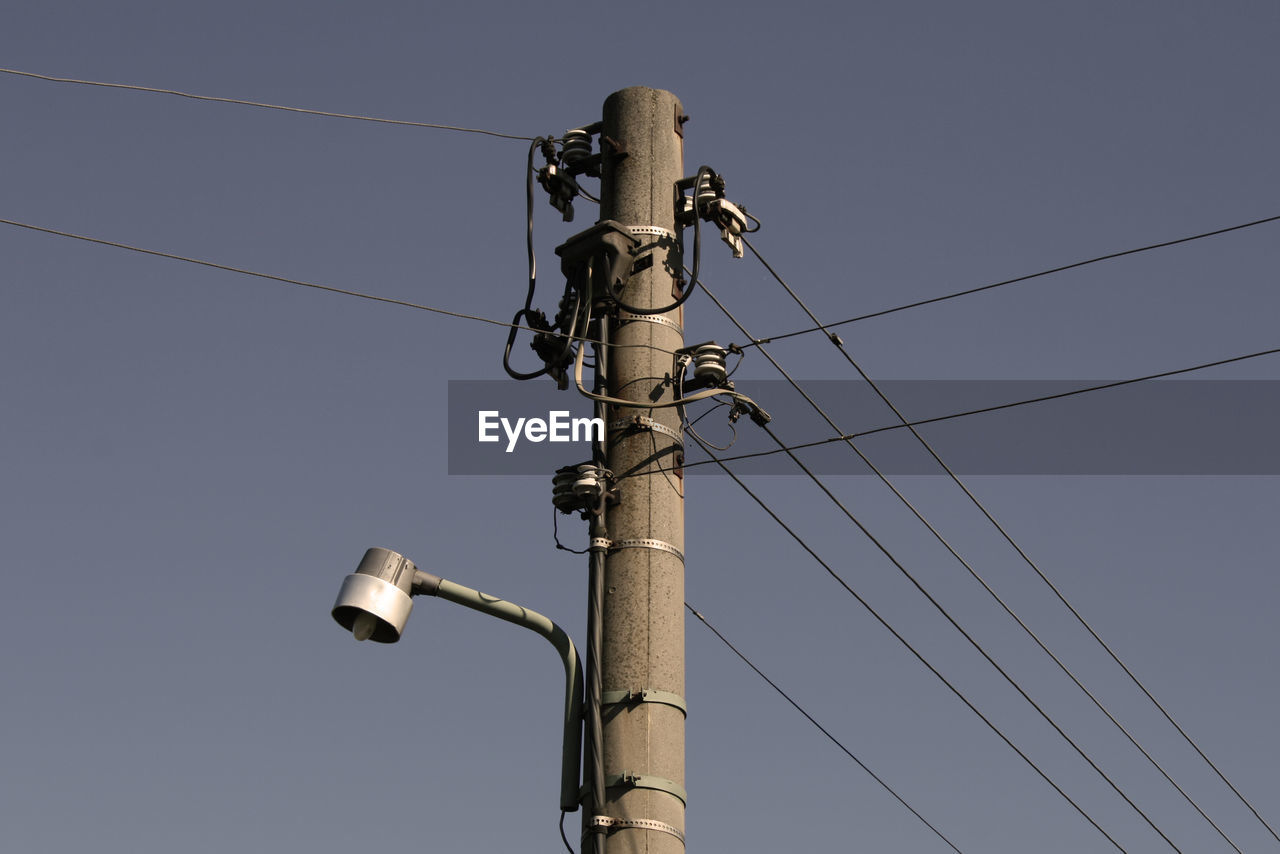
{"left": 602, "top": 688, "right": 688, "bottom": 717}
{"left": 592, "top": 536, "right": 684, "bottom": 563}
{"left": 609, "top": 415, "right": 683, "bottom": 445}
{"left": 610, "top": 773, "right": 688, "bottom": 805}
{"left": 616, "top": 310, "right": 683, "bottom": 336}
{"left": 626, "top": 224, "right": 677, "bottom": 242}
{"left": 585, "top": 815, "right": 686, "bottom": 845}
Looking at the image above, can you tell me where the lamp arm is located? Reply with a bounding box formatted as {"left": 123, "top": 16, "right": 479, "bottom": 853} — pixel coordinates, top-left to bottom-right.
{"left": 413, "top": 570, "right": 584, "bottom": 813}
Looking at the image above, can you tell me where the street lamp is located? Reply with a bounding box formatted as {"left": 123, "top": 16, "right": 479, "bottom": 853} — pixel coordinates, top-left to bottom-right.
{"left": 331, "top": 547, "right": 584, "bottom": 812}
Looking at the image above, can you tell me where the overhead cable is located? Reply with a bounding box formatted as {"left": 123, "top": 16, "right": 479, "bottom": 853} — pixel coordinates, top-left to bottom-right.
{"left": 708, "top": 258, "right": 1242, "bottom": 849}
{"left": 0, "top": 216, "right": 677, "bottom": 356}
{"left": 668, "top": 345, "right": 1280, "bottom": 474}
{"left": 684, "top": 429, "right": 1129, "bottom": 853}
{"left": 763, "top": 414, "right": 1186, "bottom": 848}
{"left": 742, "top": 213, "right": 1280, "bottom": 347}
{"left": 505, "top": 137, "right": 558, "bottom": 380}
{"left": 686, "top": 602, "right": 966, "bottom": 854}
{"left": 740, "top": 233, "right": 1275, "bottom": 846}
{"left": 0, "top": 66, "right": 534, "bottom": 140}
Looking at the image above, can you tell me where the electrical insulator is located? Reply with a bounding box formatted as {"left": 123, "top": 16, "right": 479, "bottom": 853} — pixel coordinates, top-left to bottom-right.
{"left": 693, "top": 344, "right": 729, "bottom": 387}
{"left": 695, "top": 171, "right": 719, "bottom": 211}
{"left": 552, "top": 465, "right": 582, "bottom": 514}
{"left": 560, "top": 129, "right": 592, "bottom": 168}
{"left": 553, "top": 462, "right": 612, "bottom": 514}
{"left": 573, "top": 467, "right": 605, "bottom": 500}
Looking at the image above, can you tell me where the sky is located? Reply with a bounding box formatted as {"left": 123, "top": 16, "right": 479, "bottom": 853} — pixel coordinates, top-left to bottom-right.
{"left": 2, "top": 2, "right": 1278, "bottom": 852}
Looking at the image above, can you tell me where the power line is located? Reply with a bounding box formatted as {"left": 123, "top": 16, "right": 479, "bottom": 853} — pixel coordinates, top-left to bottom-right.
{"left": 741, "top": 213, "right": 1280, "bottom": 347}
{"left": 710, "top": 251, "right": 1244, "bottom": 848}
{"left": 0, "top": 66, "right": 534, "bottom": 141}
{"left": 739, "top": 233, "right": 1277, "bottom": 846}
{"left": 685, "top": 602, "right": 966, "bottom": 854}
{"left": 751, "top": 410, "right": 1183, "bottom": 850}
{"left": 0, "top": 216, "right": 677, "bottom": 356}
{"left": 669, "top": 345, "right": 1280, "bottom": 474}
{"left": 778, "top": 409, "right": 1198, "bottom": 845}
{"left": 684, "top": 429, "right": 1130, "bottom": 852}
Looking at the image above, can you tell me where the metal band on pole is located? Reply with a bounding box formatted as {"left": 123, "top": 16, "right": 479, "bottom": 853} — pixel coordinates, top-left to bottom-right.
{"left": 607, "top": 773, "right": 688, "bottom": 806}
{"left": 616, "top": 310, "right": 684, "bottom": 336}
{"left": 590, "top": 536, "right": 685, "bottom": 563}
{"left": 601, "top": 688, "right": 688, "bottom": 716}
{"left": 586, "top": 815, "right": 687, "bottom": 846}
{"left": 609, "top": 415, "right": 684, "bottom": 445}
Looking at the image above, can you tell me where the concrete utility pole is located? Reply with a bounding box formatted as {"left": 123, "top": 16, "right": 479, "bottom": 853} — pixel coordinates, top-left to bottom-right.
{"left": 593, "top": 86, "right": 687, "bottom": 853}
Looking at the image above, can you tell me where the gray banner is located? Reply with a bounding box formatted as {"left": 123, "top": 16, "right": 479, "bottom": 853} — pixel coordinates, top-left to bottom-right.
{"left": 447, "top": 379, "right": 1280, "bottom": 475}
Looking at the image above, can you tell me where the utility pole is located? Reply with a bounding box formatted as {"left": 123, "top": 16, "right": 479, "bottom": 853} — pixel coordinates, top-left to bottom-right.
{"left": 590, "top": 86, "right": 687, "bottom": 853}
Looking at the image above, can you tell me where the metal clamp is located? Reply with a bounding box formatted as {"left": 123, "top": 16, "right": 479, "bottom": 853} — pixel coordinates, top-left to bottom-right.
{"left": 608, "top": 773, "right": 688, "bottom": 806}
{"left": 592, "top": 537, "right": 685, "bottom": 563}
{"left": 609, "top": 415, "right": 683, "bottom": 445}
{"left": 626, "top": 225, "right": 677, "bottom": 242}
{"left": 616, "top": 310, "right": 684, "bottom": 336}
{"left": 602, "top": 688, "right": 688, "bottom": 717}
{"left": 585, "top": 815, "right": 686, "bottom": 845}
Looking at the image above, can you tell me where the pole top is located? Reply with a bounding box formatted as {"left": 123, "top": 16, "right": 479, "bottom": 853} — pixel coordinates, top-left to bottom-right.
{"left": 604, "top": 86, "right": 683, "bottom": 113}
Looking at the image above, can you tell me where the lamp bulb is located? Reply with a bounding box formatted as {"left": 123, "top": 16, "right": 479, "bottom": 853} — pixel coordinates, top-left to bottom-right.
{"left": 352, "top": 611, "right": 379, "bottom": 642}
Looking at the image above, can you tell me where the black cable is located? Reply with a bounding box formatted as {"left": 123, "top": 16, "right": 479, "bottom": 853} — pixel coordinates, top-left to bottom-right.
{"left": 507, "top": 147, "right": 594, "bottom": 381}
{"left": 0, "top": 216, "right": 682, "bottom": 356}
{"left": 685, "top": 429, "right": 1129, "bottom": 852}
{"left": 724, "top": 348, "right": 746, "bottom": 379}
{"left": 682, "top": 400, "right": 737, "bottom": 451}
{"left": 685, "top": 602, "right": 966, "bottom": 854}
{"left": 585, "top": 520, "right": 608, "bottom": 854}
{"left": 762, "top": 416, "right": 1188, "bottom": 849}
{"left": 0, "top": 66, "right": 535, "bottom": 140}
{"left": 552, "top": 507, "right": 589, "bottom": 555}
{"left": 672, "top": 352, "right": 739, "bottom": 451}
{"left": 585, "top": 329, "right": 610, "bottom": 854}
{"left": 560, "top": 809, "right": 576, "bottom": 854}
{"left": 504, "top": 138, "right": 554, "bottom": 380}
{"left": 741, "top": 213, "right": 1280, "bottom": 347}
{"left": 700, "top": 269, "right": 1191, "bottom": 849}
{"left": 667, "top": 344, "right": 1280, "bottom": 474}
{"left": 609, "top": 165, "right": 711, "bottom": 316}
{"left": 707, "top": 266, "right": 1241, "bottom": 848}
{"left": 741, "top": 235, "right": 1278, "bottom": 845}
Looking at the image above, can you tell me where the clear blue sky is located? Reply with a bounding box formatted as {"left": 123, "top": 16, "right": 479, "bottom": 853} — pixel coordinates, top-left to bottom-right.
{"left": 3, "top": 3, "right": 1278, "bottom": 852}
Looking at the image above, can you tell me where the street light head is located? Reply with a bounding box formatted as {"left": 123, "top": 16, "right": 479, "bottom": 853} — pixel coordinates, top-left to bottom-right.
{"left": 331, "top": 547, "right": 419, "bottom": 643}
